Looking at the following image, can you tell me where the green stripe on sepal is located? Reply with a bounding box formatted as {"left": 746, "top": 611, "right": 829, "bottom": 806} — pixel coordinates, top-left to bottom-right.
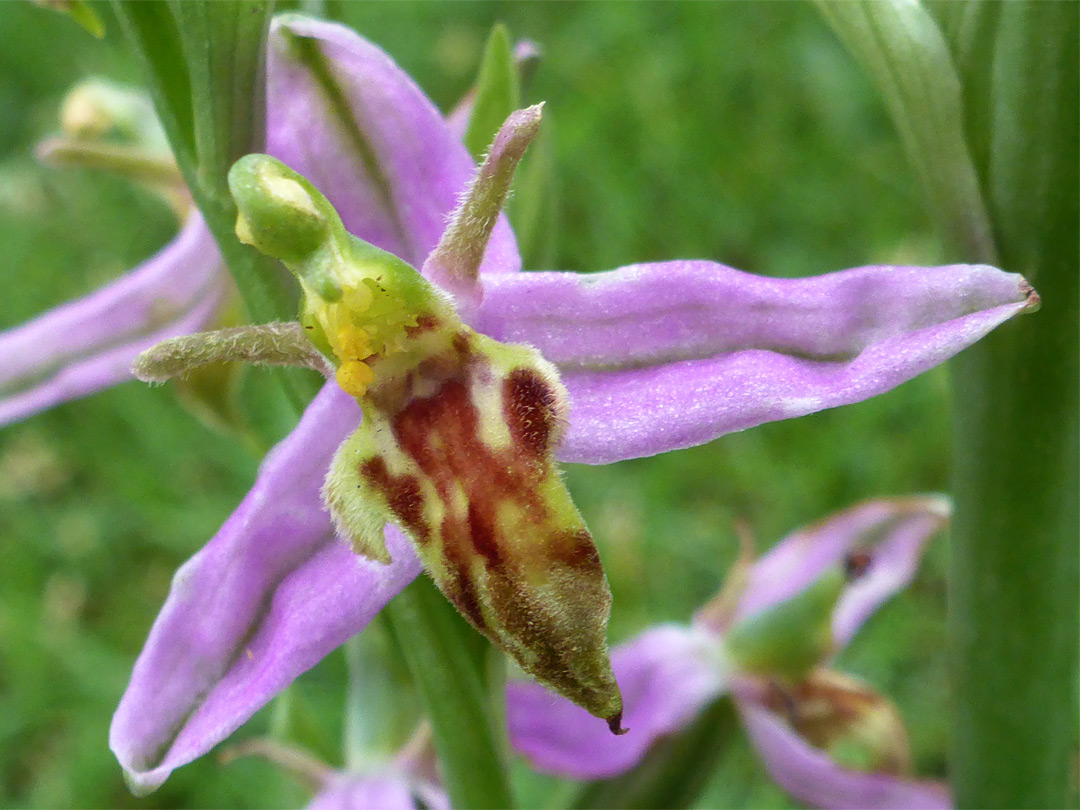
{"left": 723, "top": 567, "right": 844, "bottom": 682}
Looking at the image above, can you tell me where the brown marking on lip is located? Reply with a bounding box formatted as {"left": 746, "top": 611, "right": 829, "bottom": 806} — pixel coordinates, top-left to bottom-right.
{"left": 487, "top": 566, "right": 572, "bottom": 673}
{"left": 504, "top": 368, "right": 559, "bottom": 457}
{"left": 386, "top": 373, "right": 585, "bottom": 659}
{"left": 548, "top": 528, "right": 603, "bottom": 573}
{"left": 405, "top": 313, "right": 440, "bottom": 336}
{"left": 467, "top": 501, "right": 502, "bottom": 567}
{"left": 388, "top": 376, "right": 554, "bottom": 630}
{"left": 360, "top": 456, "right": 430, "bottom": 544}
{"left": 485, "top": 559, "right": 618, "bottom": 718}
{"left": 451, "top": 331, "right": 473, "bottom": 358}
{"left": 440, "top": 521, "right": 487, "bottom": 628}
{"left": 373, "top": 358, "right": 620, "bottom": 717}
{"left": 393, "top": 379, "right": 545, "bottom": 518}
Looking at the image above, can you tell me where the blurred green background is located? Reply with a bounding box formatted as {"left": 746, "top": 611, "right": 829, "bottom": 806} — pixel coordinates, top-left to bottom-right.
{"left": 0, "top": 2, "right": 954, "bottom": 807}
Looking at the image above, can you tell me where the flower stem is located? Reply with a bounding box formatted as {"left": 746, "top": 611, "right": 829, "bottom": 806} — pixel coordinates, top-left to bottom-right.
{"left": 384, "top": 577, "right": 515, "bottom": 810}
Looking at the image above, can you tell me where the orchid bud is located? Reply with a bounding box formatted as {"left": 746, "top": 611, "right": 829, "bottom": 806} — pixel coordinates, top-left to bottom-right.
{"left": 37, "top": 79, "right": 187, "bottom": 218}
{"left": 228, "top": 151, "right": 623, "bottom": 730}
{"left": 723, "top": 566, "right": 844, "bottom": 682}
{"left": 58, "top": 79, "right": 166, "bottom": 151}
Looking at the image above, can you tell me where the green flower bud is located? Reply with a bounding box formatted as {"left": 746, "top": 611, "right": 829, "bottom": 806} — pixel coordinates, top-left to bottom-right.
{"left": 59, "top": 79, "right": 166, "bottom": 151}
{"left": 38, "top": 79, "right": 186, "bottom": 218}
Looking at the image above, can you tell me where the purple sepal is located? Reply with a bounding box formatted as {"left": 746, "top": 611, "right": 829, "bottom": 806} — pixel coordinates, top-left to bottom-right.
{"left": 109, "top": 383, "right": 422, "bottom": 794}
{"left": 739, "top": 702, "right": 951, "bottom": 810}
{"left": 507, "top": 625, "right": 726, "bottom": 779}
{"left": 475, "top": 262, "right": 1035, "bottom": 464}
{"left": 266, "top": 16, "right": 520, "bottom": 276}
{"left": 0, "top": 214, "right": 224, "bottom": 427}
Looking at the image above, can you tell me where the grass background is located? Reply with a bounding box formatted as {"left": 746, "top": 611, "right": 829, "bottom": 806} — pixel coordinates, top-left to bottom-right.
{"left": 0, "top": 2, "right": 954, "bottom": 807}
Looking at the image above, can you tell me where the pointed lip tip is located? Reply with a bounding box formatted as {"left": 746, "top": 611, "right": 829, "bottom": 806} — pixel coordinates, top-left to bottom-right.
{"left": 606, "top": 712, "right": 629, "bottom": 736}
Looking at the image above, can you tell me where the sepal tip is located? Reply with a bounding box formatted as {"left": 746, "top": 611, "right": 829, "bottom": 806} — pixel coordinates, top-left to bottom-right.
{"left": 1019, "top": 278, "right": 1041, "bottom": 312}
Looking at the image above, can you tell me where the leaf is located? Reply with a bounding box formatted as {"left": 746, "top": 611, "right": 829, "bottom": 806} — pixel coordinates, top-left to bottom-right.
{"left": 815, "top": 0, "right": 996, "bottom": 262}
{"left": 171, "top": 0, "right": 273, "bottom": 188}
{"left": 110, "top": 0, "right": 196, "bottom": 170}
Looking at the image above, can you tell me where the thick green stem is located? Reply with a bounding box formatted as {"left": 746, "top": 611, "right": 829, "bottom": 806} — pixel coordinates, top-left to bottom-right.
{"left": 950, "top": 301, "right": 1078, "bottom": 808}
{"left": 945, "top": 4, "right": 1079, "bottom": 806}
{"left": 109, "top": 1, "right": 196, "bottom": 169}
{"left": 384, "top": 577, "right": 514, "bottom": 810}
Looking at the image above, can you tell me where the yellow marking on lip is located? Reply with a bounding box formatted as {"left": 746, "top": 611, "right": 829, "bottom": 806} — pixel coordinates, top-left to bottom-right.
{"left": 335, "top": 323, "right": 372, "bottom": 358}
{"left": 329, "top": 320, "right": 378, "bottom": 396}
{"left": 336, "top": 359, "right": 376, "bottom": 397}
